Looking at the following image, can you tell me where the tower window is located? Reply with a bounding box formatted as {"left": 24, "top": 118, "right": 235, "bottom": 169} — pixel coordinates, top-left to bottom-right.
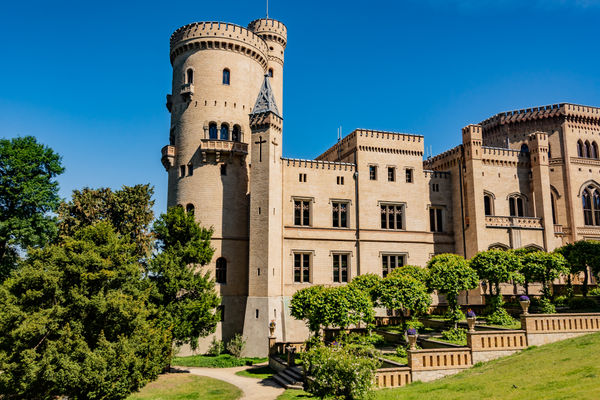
{"left": 332, "top": 201, "right": 349, "bottom": 228}
{"left": 332, "top": 253, "right": 348, "bottom": 283}
{"left": 216, "top": 257, "right": 227, "bottom": 283}
{"left": 382, "top": 254, "right": 405, "bottom": 278}
{"left": 221, "top": 164, "right": 227, "bottom": 176}
{"left": 429, "top": 207, "right": 443, "bottom": 232}
{"left": 388, "top": 167, "right": 395, "bottom": 182}
{"left": 188, "top": 164, "right": 193, "bottom": 176}
{"left": 186, "top": 203, "right": 194, "bottom": 214}
{"left": 293, "top": 253, "right": 311, "bottom": 283}
{"left": 336, "top": 176, "right": 344, "bottom": 185}
{"left": 520, "top": 144, "right": 529, "bottom": 154}
{"left": 294, "top": 199, "right": 311, "bottom": 226}
{"left": 369, "top": 165, "right": 377, "bottom": 180}
{"left": 186, "top": 68, "right": 193, "bottom": 84}
{"left": 405, "top": 168, "right": 413, "bottom": 183}
{"left": 232, "top": 125, "right": 241, "bottom": 142}
{"left": 380, "top": 203, "right": 404, "bottom": 230}
{"left": 268, "top": 68, "right": 273, "bottom": 78}
{"left": 209, "top": 122, "right": 218, "bottom": 140}
{"left": 582, "top": 185, "right": 600, "bottom": 226}
{"left": 577, "top": 140, "right": 584, "bottom": 157}
{"left": 484, "top": 193, "right": 494, "bottom": 216}
{"left": 299, "top": 173, "right": 307, "bottom": 182}
{"left": 220, "top": 124, "right": 229, "bottom": 141}
{"left": 223, "top": 68, "right": 230, "bottom": 85}
{"left": 180, "top": 165, "right": 186, "bottom": 177}
{"left": 509, "top": 195, "right": 525, "bottom": 217}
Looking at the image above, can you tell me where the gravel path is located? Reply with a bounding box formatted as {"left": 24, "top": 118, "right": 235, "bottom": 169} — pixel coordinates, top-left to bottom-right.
{"left": 179, "top": 365, "right": 285, "bottom": 400}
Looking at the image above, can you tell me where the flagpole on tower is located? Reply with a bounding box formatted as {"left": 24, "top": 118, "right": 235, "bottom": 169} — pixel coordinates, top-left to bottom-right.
{"left": 266, "top": 0, "right": 269, "bottom": 19}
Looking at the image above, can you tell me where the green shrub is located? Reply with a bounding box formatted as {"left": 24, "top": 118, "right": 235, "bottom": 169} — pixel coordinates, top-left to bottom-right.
{"left": 568, "top": 297, "right": 598, "bottom": 310}
{"left": 404, "top": 318, "right": 424, "bottom": 331}
{"left": 441, "top": 327, "right": 467, "bottom": 344}
{"left": 588, "top": 287, "right": 600, "bottom": 296}
{"left": 486, "top": 308, "right": 515, "bottom": 326}
{"left": 539, "top": 297, "right": 556, "bottom": 314}
{"left": 301, "top": 342, "right": 380, "bottom": 400}
{"left": 445, "top": 307, "right": 465, "bottom": 324}
{"left": 553, "top": 295, "right": 568, "bottom": 307}
{"left": 207, "top": 337, "right": 225, "bottom": 356}
{"left": 226, "top": 334, "right": 246, "bottom": 358}
{"left": 339, "top": 332, "right": 384, "bottom": 347}
{"left": 395, "top": 345, "right": 407, "bottom": 358}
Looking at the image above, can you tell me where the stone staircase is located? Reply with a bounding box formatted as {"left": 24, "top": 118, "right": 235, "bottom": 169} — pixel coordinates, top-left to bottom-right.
{"left": 271, "top": 365, "right": 304, "bottom": 390}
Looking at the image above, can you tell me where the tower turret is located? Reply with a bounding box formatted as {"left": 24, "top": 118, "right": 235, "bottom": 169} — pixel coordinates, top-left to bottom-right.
{"left": 248, "top": 18, "right": 287, "bottom": 114}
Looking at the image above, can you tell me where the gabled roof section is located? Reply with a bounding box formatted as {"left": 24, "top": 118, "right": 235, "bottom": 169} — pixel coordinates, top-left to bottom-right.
{"left": 251, "top": 74, "right": 280, "bottom": 117}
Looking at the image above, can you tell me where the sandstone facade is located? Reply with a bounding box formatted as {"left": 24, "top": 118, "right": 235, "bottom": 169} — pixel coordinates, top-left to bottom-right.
{"left": 162, "top": 16, "right": 600, "bottom": 356}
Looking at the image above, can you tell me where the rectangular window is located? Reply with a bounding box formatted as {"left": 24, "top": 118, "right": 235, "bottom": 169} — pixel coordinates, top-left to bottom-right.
{"left": 369, "top": 165, "right": 377, "bottom": 180}
{"left": 332, "top": 201, "right": 349, "bottom": 228}
{"left": 299, "top": 173, "right": 307, "bottom": 182}
{"left": 388, "top": 167, "right": 395, "bottom": 182}
{"left": 432, "top": 183, "right": 439, "bottom": 192}
{"left": 337, "top": 176, "right": 344, "bottom": 185}
{"left": 380, "top": 203, "right": 404, "bottom": 230}
{"left": 332, "top": 253, "right": 349, "bottom": 283}
{"left": 188, "top": 164, "right": 194, "bottom": 176}
{"left": 294, "top": 200, "right": 311, "bottom": 226}
{"left": 220, "top": 164, "right": 227, "bottom": 176}
{"left": 180, "top": 165, "right": 186, "bottom": 177}
{"left": 294, "top": 253, "right": 311, "bottom": 283}
{"left": 429, "top": 207, "right": 443, "bottom": 232}
{"left": 382, "top": 254, "right": 405, "bottom": 277}
{"left": 405, "top": 168, "right": 413, "bottom": 183}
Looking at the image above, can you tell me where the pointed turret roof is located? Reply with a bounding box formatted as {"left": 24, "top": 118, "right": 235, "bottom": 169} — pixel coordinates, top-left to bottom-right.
{"left": 251, "top": 75, "right": 280, "bottom": 117}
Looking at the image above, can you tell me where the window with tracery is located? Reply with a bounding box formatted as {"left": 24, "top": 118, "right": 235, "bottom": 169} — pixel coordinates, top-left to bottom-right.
{"left": 582, "top": 185, "right": 600, "bottom": 226}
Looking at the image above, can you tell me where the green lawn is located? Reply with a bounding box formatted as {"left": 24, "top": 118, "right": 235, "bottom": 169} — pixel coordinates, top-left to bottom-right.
{"left": 172, "top": 354, "right": 267, "bottom": 368}
{"left": 127, "top": 373, "right": 241, "bottom": 400}
{"left": 278, "top": 332, "right": 600, "bottom": 400}
{"left": 234, "top": 365, "right": 275, "bottom": 379}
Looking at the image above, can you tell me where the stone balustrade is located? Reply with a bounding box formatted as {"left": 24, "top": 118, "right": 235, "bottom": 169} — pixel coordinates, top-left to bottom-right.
{"left": 521, "top": 313, "right": 600, "bottom": 333}
{"left": 408, "top": 348, "right": 472, "bottom": 371}
{"left": 485, "top": 215, "right": 543, "bottom": 229}
{"left": 200, "top": 139, "right": 248, "bottom": 158}
{"left": 468, "top": 330, "right": 527, "bottom": 351}
{"left": 375, "top": 367, "right": 411, "bottom": 388}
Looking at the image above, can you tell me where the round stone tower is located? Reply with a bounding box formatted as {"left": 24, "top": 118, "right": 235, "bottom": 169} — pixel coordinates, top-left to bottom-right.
{"left": 161, "top": 18, "right": 287, "bottom": 352}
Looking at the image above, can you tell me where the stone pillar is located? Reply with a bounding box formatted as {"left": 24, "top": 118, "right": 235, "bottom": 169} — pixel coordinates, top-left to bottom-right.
{"left": 528, "top": 132, "right": 554, "bottom": 250}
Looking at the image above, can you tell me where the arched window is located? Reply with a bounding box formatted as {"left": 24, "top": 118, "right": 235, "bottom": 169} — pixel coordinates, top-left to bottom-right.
{"left": 232, "top": 125, "right": 241, "bottom": 142}
{"left": 216, "top": 257, "right": 227, "bottom": 283}
{"left": 222, "top": 68, "right": 230, "bottom": 85}
{"left": 220, "top": 124, "right": 229, "bottom": 140}
{"left": 585, "top": 141, "right": 591, "bottom": 158}
{"left": 520, "top": 144, "right": 529, "bottom": 154}
{"left": 209, "top": 122, "right": 218, "bottom": 139}
{"left": 509, "top": 195, "right": 525, "bottom": 217}
{"left": 592, "top": 142, "right": 599, "bottom": 159}
{"left": 186, "top": 68, "right": 194, "bottom": 84}
{"left": 594, "top": 190, "right": 600, "bottom": 225}
{"left": 583, "top": 189, "right": 593, "bottom": 225}
{"left": 186, "top": 203, "right": 194, "bottom": 214}
{"left": 577, "top": 140, "right": 584, "bottom": 157}
{"left": 268, "top": 68, "right": 273, "bottom": 78}
{"left": 484, "top": 193, "right": 494, "bottom": 216}
{"left": 551, "top": 193, "right": 557, "bottom": 224}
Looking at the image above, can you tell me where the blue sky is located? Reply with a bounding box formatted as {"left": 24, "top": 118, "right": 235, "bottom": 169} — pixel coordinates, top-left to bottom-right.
{"left": 1, "top": 0, "right": 599, "bottom": 215}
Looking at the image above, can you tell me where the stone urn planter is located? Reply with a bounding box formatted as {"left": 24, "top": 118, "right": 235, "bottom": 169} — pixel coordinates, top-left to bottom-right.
{"left": 466, "top": 309, "right": 476, "bottom": 332}
{"left": 407, "top": 329, "right": 418, "bottom": 350}
{"left": 269, "top": 320, "right": 276, "bottom": 337}
{"left": 519, "top": 295, "right": 530, "bottom": 315}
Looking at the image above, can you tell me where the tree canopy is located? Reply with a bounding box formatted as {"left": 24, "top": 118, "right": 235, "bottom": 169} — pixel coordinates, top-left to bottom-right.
{"left": 0, "top": 223, "right": 169, "bottom": 399}
{"left": 148, "top": 206, "right": 220, "bottom": 350}
{"left": 0, "top": 136, "right": 64, "bottom": 281}
{"left": 521, "top": 251, "right": 568, "bottom": 298}
{"left": 379, "top": 270, "right": 431, "bottom": 319}
{"left": 557, "top": 240, "right": 600, "bottom": 296}
{"left": 348, "top": 273, "right": 382, "bottom": 306}
{"left": 427, "top": 254, "right": 479, "bottom": 323}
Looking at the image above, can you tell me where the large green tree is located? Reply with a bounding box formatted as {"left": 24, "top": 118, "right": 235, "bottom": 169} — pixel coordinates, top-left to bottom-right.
{"left": 0, "top": 136, "right": 64, "bottom": 281}
{"left": 427, "top": 254, "right": 479, "bottom": 326}
{"left": 557, "top": 241, "right": 600, "bottom": 297}
{"left": 0, "top": 222, "right": 169, "bottom": 399}
{"left": 379, "top": 269, "right": 431, "bottom": 323}
{"left": 148, "top": 206, "right": 220, "bottom": 350}
{"left": 58, "top": 185, "right": 155, "bottom": 259}
{"left": 348, "top": 273, "right": 382, "bottom": 306}
{"left": 521, "top": 251, "right": 568, "bottom": 300}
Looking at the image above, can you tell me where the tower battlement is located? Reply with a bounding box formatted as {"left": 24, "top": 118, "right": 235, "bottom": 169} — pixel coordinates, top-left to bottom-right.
{"left": 247, "top": 18, "right": 287, "bottom": 48}
{"left": 170, "top": 21, "right": 269, "bottom": 66}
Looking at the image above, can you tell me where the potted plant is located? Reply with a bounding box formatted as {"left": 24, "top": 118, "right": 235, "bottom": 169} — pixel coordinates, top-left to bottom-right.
{"left": 466, "top": 309, "right": 476, "bottom": 332}
{"left": 407, "top": 328, "right": 418, "bottom": 350}
{"left": 519, "top": 295, "right": 531, "bottom": 315}
{"left": 269, "top": 320, "right": 276, "bottom": 337}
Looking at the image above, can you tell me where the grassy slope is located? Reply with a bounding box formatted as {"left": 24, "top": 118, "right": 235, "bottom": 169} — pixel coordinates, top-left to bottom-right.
{"left": 278, "top": 332, "right": 600, "bottom": 400}
{"left": 127, "top": 374, "right": 241, "bottom": 400}
{"left": 172, "top": 354, "right": 267, "bottom": 368}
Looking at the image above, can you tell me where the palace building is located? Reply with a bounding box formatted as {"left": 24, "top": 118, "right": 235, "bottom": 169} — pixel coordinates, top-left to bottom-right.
{"left": 161, "top": 16, "right": 600, "bottom": 356}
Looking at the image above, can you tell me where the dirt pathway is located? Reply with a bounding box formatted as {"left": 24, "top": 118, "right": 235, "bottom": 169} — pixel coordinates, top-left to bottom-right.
{"left": 181, "top": 365, "right": 285, "bottom": 400}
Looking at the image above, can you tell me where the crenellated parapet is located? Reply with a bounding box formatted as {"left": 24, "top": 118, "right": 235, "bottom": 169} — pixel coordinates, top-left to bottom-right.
{"left": 247, "top": 18, "right": 287, "bottom": 48}
{"left": 423, "top": 145, "right": 463, "bottom": 171}
{"left": 170, "top": 21, "right": 269, "bottom": 67}
{"left": 282, "top": 157, "right": 355, "bottom": 171}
